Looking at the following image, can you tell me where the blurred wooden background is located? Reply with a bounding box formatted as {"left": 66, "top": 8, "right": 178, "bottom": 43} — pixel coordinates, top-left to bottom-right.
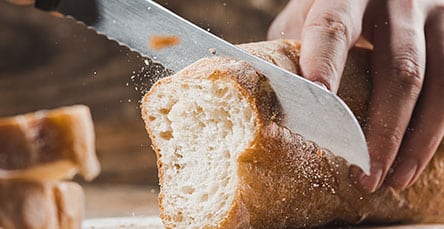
{"left": 0, "top": 0, "right": 287, "bottom": 185}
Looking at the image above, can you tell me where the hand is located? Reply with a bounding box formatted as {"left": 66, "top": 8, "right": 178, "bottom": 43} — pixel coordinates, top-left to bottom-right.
{"left": 268, "top": 0, "right": 444, "bottom": 192}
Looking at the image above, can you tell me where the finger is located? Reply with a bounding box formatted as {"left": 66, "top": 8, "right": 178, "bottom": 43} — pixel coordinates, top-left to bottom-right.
{"left": 299, "top": 0, "right": 369, "bottom": 92}
{"left": 386, "top": 10, "right": 444, "bottom": 189}
{"left": 358, "top": 1, "right": 427, "bottom": 192}
{"left": 267, "top": 0, "right": 314, "bottom": 40}
{"left": 360, "top": 0, "right": 386, "bottom": 45}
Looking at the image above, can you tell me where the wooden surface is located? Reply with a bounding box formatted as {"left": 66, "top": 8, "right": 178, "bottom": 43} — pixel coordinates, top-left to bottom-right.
{"left": 0, "top": 0, "right": 286, "bottom": 185}
{"left": 83, "top": 185, "right": 444, "bottom": 229}
{"left": 83, "top": 217, "right": 444, "bottom": 229}
{"left": 84, "top": 185, "right": 159, "bottom": 219}
{"left": 83, "top": 184, "right": 162, "bottom": 228}
{"left": 83, "top": 217, "right": 163, "bottom": 229}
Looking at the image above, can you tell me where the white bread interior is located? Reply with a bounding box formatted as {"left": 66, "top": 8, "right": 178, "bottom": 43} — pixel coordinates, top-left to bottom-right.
{"left": 143, "top": 60, "right": 259, "bottom": 228}
{"left": 141, "top": 40, "right": 444, "bottom": 228}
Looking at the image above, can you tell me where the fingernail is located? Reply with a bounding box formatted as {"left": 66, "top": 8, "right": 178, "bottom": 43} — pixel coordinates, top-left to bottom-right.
{"left": 359, "top": 163, "right": 384, "bottom": 193}
{"left": 387, "top": 159, "right": 417, "bottom": 189}
{"left": 313, "top": 81, "right": 329, "bottom": 91}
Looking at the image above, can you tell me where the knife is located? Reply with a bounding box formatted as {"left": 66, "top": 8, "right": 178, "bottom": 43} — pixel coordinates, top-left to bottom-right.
{"left": 34, "top": 0, "right": 371, "bottom": 174}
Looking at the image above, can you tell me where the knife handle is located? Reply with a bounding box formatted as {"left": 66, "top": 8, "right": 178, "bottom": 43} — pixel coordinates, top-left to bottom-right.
{"left": 35, "top": 0, "right": 60, "bottom": 11}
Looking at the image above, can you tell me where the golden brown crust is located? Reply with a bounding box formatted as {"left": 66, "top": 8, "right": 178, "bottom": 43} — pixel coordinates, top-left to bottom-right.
{"left": 0, "top": 105, "right": 100, "bottom": 181}
{"left": 143, "top": 40, "right": 444, "bottom": 228}
{"left": 0, "top": 181, "right": 84, "bottom": 229}
{"left": 234, "top": 39, "right": 444, "bottom": 227}
{"left": 54, "top": 182, "right": 84, "bottom": 229}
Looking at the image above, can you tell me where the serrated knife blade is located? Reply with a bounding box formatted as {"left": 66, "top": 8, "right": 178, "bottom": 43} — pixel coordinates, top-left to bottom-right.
{"left": 54, "top": 0, "right": 370, "bottom": 174}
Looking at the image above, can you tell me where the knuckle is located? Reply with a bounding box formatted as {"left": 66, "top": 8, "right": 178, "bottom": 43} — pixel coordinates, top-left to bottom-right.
{"left": 391, "top": 52, "right": 424, "bottom": 93}
{"left": 305, "top": 12, "right": 354, "bottom": 45}
{"left": 384, "top": 126, "right": 405, "bottom": 144}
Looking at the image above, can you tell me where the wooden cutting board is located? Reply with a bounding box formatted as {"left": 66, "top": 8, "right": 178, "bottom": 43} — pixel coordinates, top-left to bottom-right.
{"left": 83, "top": 217, "right": 444, "bottom": 229}
{"left": 83, "top": 217, "right": 163, "bottom": 229}
{"left": 83, "top": 185, "right": 444, "bottom": 229}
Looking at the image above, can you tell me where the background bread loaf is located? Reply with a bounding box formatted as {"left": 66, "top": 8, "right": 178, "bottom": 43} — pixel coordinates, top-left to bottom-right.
{"left": 0, "top": 181, "right": 84, "bottom": 229}
{"left": 0, "top": 105, "right": 100, "bottom": 229}
{"left": 141, "top": 40, "right": 443, "bottom": 228}
{"left": 0, "top": 105, "right": 100, "bottom": 181}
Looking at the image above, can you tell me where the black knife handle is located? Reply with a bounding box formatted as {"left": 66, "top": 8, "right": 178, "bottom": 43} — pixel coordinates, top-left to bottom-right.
{"left": 35, "top": 0, "right": 61, "bottom": 11}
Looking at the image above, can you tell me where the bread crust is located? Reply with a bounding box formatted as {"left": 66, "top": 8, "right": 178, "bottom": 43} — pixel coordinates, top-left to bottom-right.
{"left": 0, "top": 181, "right": 84, "bottom": 229}
{"left": 142, "top": 40, "right": 444, "bottom": 228}
{"left": 0, "top": 105, "right": 98, "bottom": 229}
{"left": 0, "top": 105, "right": 100, "bottom": 181}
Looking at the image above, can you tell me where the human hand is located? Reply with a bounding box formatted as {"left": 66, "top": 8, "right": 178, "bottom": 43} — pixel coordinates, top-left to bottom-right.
{"left": 268, "top": 0, "right": 444, "bottom": 192}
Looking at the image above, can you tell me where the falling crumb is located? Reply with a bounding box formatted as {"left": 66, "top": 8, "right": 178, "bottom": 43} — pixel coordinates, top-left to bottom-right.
{"left": 209, "top": 48, "right": 216, "bottom": 55}
{"left": 149, "top": 35, "right": 180, "bottom": 50}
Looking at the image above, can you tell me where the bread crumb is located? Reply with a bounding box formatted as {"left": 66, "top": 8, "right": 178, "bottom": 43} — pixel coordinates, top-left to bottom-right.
{"left": 149, "top": 35, "right": 180, "bottom": 50}
{"left": 316, "top": 149, "right": 323, "bottom": 158}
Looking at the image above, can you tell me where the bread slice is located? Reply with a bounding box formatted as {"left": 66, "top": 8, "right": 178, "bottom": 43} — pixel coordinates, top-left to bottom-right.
{"left": 0, "top": 181, "right": 83, "bottom": 229}
{"left": 0, "top": 105, "right": 100, "bottom": 181}
{"left": 141, "top": 40, "right": 444, "bottom": 228}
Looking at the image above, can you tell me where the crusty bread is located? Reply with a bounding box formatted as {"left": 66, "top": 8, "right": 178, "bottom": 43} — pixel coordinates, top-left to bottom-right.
{"left": 0, "top": 105, "right": 100, "bottom": 181}
{"left": 141, "top": 40, "right": 444, "bottom": 228}
{"left": 0, "top": 105, "right": 100, "bottom": 229}
{"left": 0, "top": 181, "right": 84, "bottom": 229}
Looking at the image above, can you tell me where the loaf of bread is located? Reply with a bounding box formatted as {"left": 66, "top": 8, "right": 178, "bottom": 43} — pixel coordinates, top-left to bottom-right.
{"left": 0, "top": 105, "right": 100, "bottom": 229}
{"left": 141, "top": 40, "right": 444, "bottom": 228}
{"left": 0, "top": 181, "right": 84, "bottom": 229}
{"left": 0, "top": 105, "right": 100, "bottom": 181}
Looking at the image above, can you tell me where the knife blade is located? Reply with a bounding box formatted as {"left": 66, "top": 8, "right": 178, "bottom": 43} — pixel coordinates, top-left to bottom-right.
{"left": 55, "top": 0, "right": 370, "bottom": 174}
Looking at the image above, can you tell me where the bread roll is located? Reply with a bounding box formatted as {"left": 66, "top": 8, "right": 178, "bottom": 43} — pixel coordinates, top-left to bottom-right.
{"left": 0, "top": 105, "right": 100, "bottom": 181}
{"left": 141, "top": 40, "right": 444, "bottom": 228}
{"left": 0, "top": 181, "right": 84, "bottom": 229}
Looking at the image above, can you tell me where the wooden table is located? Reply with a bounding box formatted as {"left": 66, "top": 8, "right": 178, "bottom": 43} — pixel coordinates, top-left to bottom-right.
{"left": 83, "top": 184, "right": 163, "bottom": 228}
{"left": 82, "top": 185, "right": 444, "bottom": 228}
{"left": 84, "top": 184, "right": 159, "bottom": 219}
